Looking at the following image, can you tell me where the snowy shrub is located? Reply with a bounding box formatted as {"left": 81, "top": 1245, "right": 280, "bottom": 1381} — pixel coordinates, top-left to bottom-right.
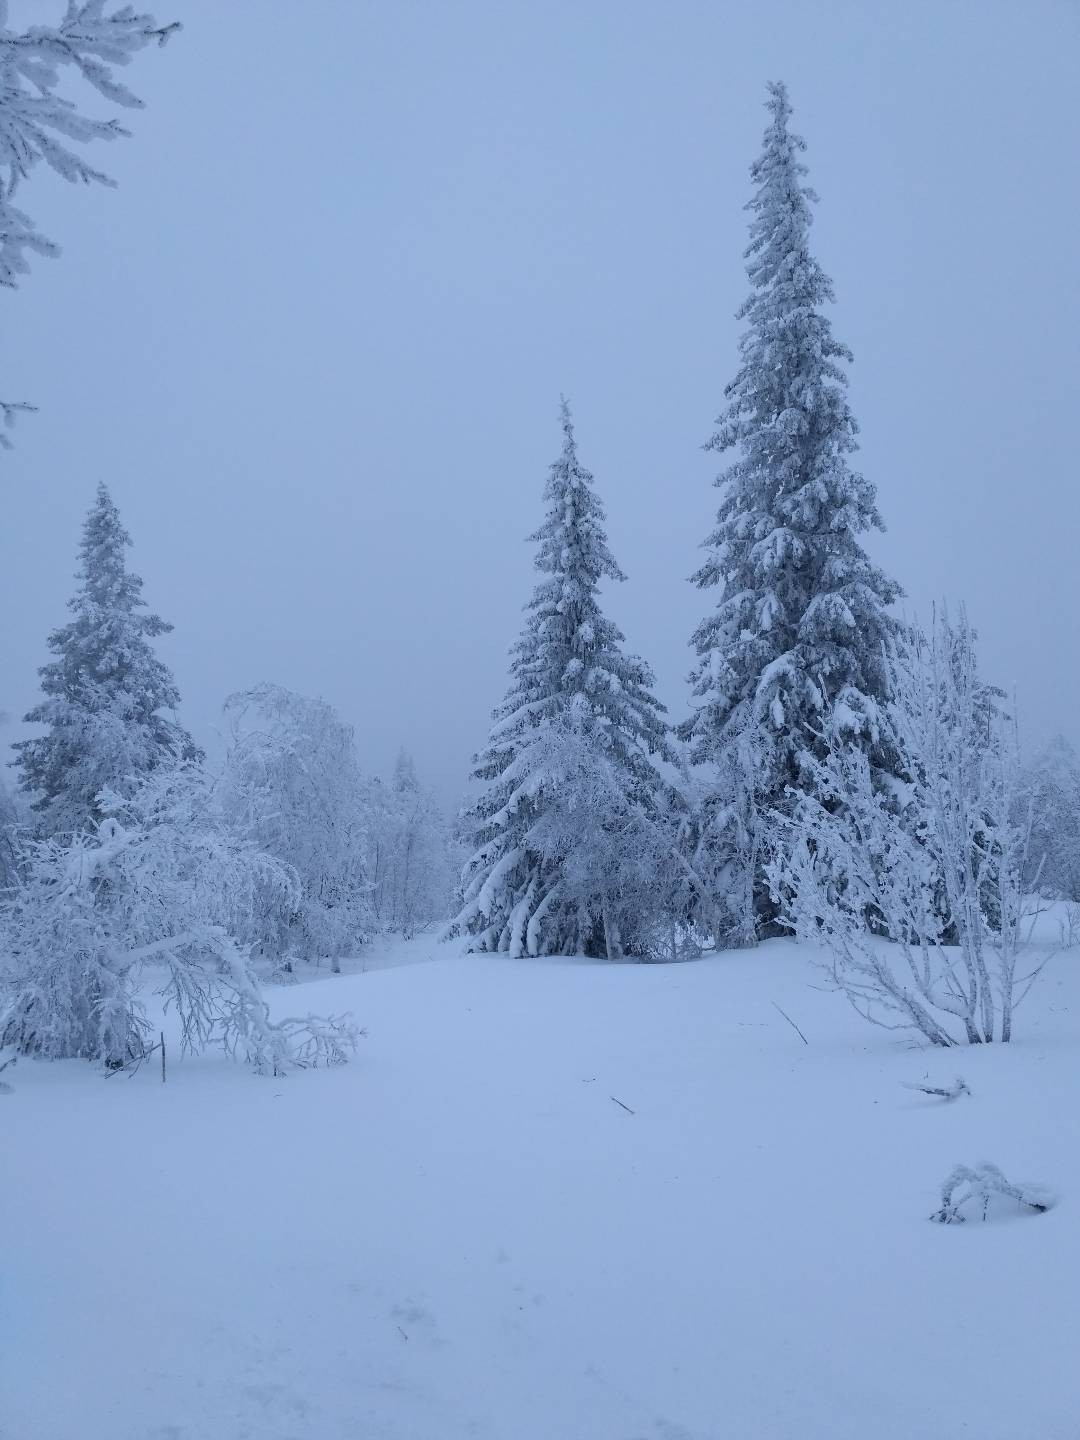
{"left": 931, "top": 1163, "right": 1051, "bottom": 1224}
{"left": 0, "top": 760, "right": 358, "bottom": 1073}
{"left": 220, "top": 685, "right": 373, "bottom": 970}
{"left": 772, "top": 610, "right": 1045, "bottom": 1045}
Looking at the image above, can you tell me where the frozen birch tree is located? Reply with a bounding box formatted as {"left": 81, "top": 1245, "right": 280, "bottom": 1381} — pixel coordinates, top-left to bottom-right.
{"left": 0, "top": 758, "right": 357, "bottom": 1071}
{"left": 449, "top": 401, "right": 680, "bottom": 959}
{"left": 367, "top": 750, "right": 457, "bottom": 936}
{"left": 0, "top": 3, "right": 179, "bottom": 444}
{"left": 772, "top": 610, "right": 1043, "bottom": 1046}
{"left": 1017, "top": 736, "right": 1080, "bottom": 901}
{"left": 13, "top": 482, "right": 199, "bottom": 834}
{"left": 220, "top": 684, "right": 372, "bottom": 969}
{"left": 682, "top": 81, "right": 902, "bottom": 935}
{"left": 0, "top": 772, "right": 19, "bottom": 892}
{"left": 682, "top": 718, "right": 763, "bottom": 950}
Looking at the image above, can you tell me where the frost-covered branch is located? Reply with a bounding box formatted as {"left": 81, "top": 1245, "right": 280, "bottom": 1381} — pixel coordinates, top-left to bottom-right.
{"left": 0, "top": 2, "right": 180, "bottom": 283}
{"left": 0, "top": 3, "right": 179, "bottom": 446}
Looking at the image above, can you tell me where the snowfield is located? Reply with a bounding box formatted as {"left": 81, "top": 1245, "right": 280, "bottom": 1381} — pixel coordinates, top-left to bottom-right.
{"left": 4, "top": 933, "right": 1079, "bottom": 1440}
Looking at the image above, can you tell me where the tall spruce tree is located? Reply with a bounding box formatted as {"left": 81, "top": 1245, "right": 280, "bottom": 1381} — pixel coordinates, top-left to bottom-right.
{"left": 14, "top": 483, "right": 198, "bottom": 834}
{"left": 683, "top": 81, "right": 902, "bottom": 932}
{"left": 450, "top": 402, "right": 676, "bottom": 958}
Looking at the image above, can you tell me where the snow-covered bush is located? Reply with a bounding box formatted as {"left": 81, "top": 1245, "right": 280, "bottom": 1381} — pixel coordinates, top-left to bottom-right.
{"left": 931, "top": 1163, "right": 1051, "bottom": 1224}
{"left": 772, "top": 611, "right": 1044, "bottom": 1045}
{"left": 0, "top": 759, "right": 357, "bottom": 1072}
{"left": 367, "top": 751, "right": 458, "bottom": 937}
{"left": 220, "top": 685, "right": 373, "bottom": 970}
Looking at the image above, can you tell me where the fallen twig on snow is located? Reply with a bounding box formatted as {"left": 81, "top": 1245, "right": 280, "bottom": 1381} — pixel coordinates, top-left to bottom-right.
{"left": 772, "top": 1002, "right": 808, "bottom": 1045}
{"left": 902, "top": 1075, "right": 970, "bottom": 1102}
{"left": 609, "top": 1095, "right": 635, "bottom": 1115}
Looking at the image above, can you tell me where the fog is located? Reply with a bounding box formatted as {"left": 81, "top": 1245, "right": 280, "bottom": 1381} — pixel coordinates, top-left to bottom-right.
{"left": 2, "top": 0, "right": 1077, "bottom": 803}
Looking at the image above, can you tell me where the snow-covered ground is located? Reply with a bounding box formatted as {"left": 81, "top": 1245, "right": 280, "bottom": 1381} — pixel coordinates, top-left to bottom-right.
{"left": 4, "top": 931, "right": 1079, "bottom": 1440}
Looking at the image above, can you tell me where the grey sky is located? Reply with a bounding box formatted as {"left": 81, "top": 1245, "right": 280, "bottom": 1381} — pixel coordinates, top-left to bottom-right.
{"left": 2, "top": 0, "right": 1077, "bottom": 803}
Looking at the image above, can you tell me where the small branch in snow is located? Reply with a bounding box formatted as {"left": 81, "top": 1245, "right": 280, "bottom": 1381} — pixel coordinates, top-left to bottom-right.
{"left": 771, "top": 1002, "right": 808, "bottom": 1045}
{"left": 396, "top": 1326, "right": 409, "bottom": 1342}
{"left": 902, "top": 1075, "right": 969, "bottom": 1102}
{"left": 610, "top": 1094, "right": 635, "bottom": 1115}
{"left": 931, "top": 1162, "right": 1050, "bottom": 1223}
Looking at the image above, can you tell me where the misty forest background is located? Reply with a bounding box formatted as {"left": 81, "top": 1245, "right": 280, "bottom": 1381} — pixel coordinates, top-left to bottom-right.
{"left": 4, "top": 11, "right": 1080, "bottom": 1440}
{"left": 0, "top": 6, "right": 1076, "bottom": 1069}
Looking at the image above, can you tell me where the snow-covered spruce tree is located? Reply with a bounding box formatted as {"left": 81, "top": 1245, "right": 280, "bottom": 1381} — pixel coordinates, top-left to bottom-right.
{"left": 682, "top": 81, "right": 902, "bottom": 936}
{"left": 514, "top": 708, "right": 692, "bottom": 960}
{"left": 0, "top": 758, "right": 357, "bottom": 1072}
{"left": 449, "top": 402, "right": 681, "bottom": 959}
{"left": 0, "top": 4, "right": 179, "bottom": 445}
{"left": 13, "top": 483, "right": 199, "bottom": 835}
{"left": 220, "top": 684, "right": 372, "bottom": 970}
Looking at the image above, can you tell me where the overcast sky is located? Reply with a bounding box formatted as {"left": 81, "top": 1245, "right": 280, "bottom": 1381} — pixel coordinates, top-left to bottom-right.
{"left": 2, "top": 0, "right": 1078, "bottom": 803}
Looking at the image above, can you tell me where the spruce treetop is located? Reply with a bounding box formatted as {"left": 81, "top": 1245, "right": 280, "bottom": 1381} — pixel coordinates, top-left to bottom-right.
{"left": 40, "top": 481, "right": 178, "bottom": 704}
{"left": 489, "top": 399, "right": 671, "bottom": 772}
